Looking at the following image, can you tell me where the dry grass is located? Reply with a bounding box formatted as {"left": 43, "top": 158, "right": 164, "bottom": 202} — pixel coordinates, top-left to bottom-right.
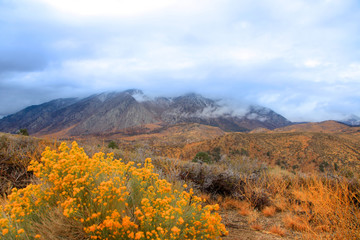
{"left": 238, "top": 207, "right": 251, "bottom": 216}
{"left": 250, "top": 223, "right": 263, "bottom": 231}
{"left": 1, "top": 132, "right": 360, "bottom": 239}
{"left": 221, "top": 197, "right": 245, "bottom": 210}
{"left": 33, "top": 207, "right": 88, "bottom": 240}
{"left": 247, "top": 210, "right": 260, "bottom": 224}
{"left": 262, "top": 206, "right": 276, "bottom": 217}
{"left": 272, "top": 194, "right": 289, "bottom": 211}
{"left": 283, "top": 214, "right": 308, "bottom": 232}
{"left": 204, "top": 163, "right": 360, "bottom": 239}
{"left": 291, "top": 176, "right": 360, "bottom": 239}
{"left": 199, "top": 193, "right": 212, "bottom": 203}
{"left": 269, "top": 225, "right": 286, "bottom": 237}
{"left": 0, "top": 133, "right": 48, "bottom": 194}
{"left": 234, "top": 200, "right": 252, "bottom": 216}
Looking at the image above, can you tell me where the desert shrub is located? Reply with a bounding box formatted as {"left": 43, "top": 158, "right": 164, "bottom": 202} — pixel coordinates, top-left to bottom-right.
{"left": 107, "top": 140, "right": 119, "bottom": 149}
{"left": 0, "top": 142, "right": 227, "bottom": 239}
{"left": 179, "top": 162, "right": 244, "bottom": 198}
{"left": 209, "top": 147, "right": 221, "bottom": 162}
{"left": 248, "top": 189, "right": 271, "bottom": 210}
{"left": 151, "top": 157, "right": 181, "bottom": 184}
{"left": 224, "top": 155, "right": 264, "bottom": 176}
{"left": 319, "top": 160, "right": 329, "bottom": 172}
{"left": 240, "top": 148, "right": 249, "bottom": 156}
{"left": 192, "top": 151, "right": 212, "bottom": 164}
{"left": 229, "top": 148, "right": 248, "bottom": 157}
{"left": 17, "top": 128, "right": 29, "bottom": 136}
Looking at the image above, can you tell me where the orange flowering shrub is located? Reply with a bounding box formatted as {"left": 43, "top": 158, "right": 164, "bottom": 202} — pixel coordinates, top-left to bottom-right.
{"left": 0, "top": 142, "right": 227, "bottom": 239}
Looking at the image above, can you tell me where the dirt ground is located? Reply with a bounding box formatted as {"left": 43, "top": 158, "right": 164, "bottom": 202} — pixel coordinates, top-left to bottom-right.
{"left": 220, "top": 210, "right": 303, "bottom": 240}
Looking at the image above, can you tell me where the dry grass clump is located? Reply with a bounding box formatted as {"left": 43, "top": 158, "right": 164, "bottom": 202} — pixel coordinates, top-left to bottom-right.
{"left": 282, "top": 214, "right": 308, "bottom": 232}
{"left": 247, "top": 189, "right": 271, "bottom": 210}
{"left": 238, "top": 207, "right": 251, "bottom": 217}
{"left": 269, "top": 225, "right": 286, "bottom": 237}
{"left": 272, "top": 194, "right": 289, "bottom": 212}
{"left": 291, "top": 176, "right": 360, "bottom": 239}
{"left": 262, "top": 206, "right": 276, "bottom": 217}
{"left": 238, "top": 201, "right": 252, "bottom": 216}
{"left": 0, "top": 133, "right": 47, "bottom": 195}
{"left": 199, "top": 193, "right": 212, "bottom": 203}
{"left": 221, "top": 197, "right": 245, "bottom": 210}
{"left": 232, "top": 164, "right": 360, "bottom": 239}
{"left": 250, "top": 223, "right": 263, "bottom": 231}
{"left": 32, "top": 207, "right": 88, "bottom": 240}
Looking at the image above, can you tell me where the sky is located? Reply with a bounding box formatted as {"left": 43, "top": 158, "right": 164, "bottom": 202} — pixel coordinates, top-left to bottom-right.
{"left": 0, "top": 0, "right": 360, "bottom": 122}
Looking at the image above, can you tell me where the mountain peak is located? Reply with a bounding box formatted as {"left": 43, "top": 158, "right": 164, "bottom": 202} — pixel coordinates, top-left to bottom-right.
{"left": 96, "top": 92, "right": 121, "bottom": 102}
{"left": 0, "top": 90, "right": 291, "bottom": 135}
{"left": 339, "top": 114, "right": 360, "bottom": 126}
{"left": 124, "top": 89, "right": 144, "bottom": 95}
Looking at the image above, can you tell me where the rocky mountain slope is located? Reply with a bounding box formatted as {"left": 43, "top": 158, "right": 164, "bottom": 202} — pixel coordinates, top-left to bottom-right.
{"left": 0, "top": 89, "right": 291, "bottom": 136}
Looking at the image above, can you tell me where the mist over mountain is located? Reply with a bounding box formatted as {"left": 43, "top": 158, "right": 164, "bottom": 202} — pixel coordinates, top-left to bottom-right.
{"left": 339, "top": 114, "right": 360, "bottom": 126}
{"left": 0, "top": 89, "right": 292, "bottom": 136}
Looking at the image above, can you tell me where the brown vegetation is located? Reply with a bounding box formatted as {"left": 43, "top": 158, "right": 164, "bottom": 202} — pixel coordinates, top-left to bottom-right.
{"left": 274, "top": 120, "right": 360, "bottom": 134}
{"left": 269, "top": 225, "right": 286, "bottom": 237}
{"left": 262, "top": 206, "right": 276, "bottom": 217}
{"left": 176, "top": 131, "right": 360, "bottom": 177}
{"left": 1, "top": 128, "right": 359, "bottom": 239}
{"left": 0, "top": 133, "right": 49, "bottom": 195}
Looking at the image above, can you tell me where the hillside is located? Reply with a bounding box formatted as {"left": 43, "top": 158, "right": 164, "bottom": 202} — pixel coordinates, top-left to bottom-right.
{"left": 0, "top": 89, "right": 291, "bottom": 136}
{"left": 161, "top": 131, "right": 360, "bottom": 176}
{"left": 274, "top": 120, "right": 360, "bottom": 134}
{"left": 1, "top": 131, "right": 359, "bottom": 239}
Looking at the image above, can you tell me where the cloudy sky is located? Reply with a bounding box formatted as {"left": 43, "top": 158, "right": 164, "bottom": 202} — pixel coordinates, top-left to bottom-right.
{"left": 1, "top": 0, "right": 360, "bottom": 121}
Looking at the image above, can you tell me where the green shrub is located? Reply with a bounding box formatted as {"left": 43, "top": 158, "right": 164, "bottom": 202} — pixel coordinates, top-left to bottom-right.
{"left": 192, "top": 151, "right": 212, "bottom": 164}
{"left": 18, "top": 128, "right": 29, "bottom": 136}
{"left": 108, "top": 140, "right": 119, "bottom": 149}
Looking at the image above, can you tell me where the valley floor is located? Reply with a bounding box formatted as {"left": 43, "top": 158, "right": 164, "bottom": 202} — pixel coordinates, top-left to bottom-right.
{"left": 1, "top": 132, "right": 359, "bottom": 239}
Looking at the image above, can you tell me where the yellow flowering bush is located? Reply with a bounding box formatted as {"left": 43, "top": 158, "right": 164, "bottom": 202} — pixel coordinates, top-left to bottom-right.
{"left": 1, "top": 142, "right": 227, "bottom": 239}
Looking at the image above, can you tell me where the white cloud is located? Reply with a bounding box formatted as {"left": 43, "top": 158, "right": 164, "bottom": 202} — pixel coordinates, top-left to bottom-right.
{"left": 36, "top": 0, "right": 176, "bottom": 17}
{"left": 1, "top": 0, "right": 360, "bottom": 121}
{"left": 304, "top": 60, "right": 322, "bottom": 68}
{"left": 339, "top": 63, "right": 360, "bottom": 80}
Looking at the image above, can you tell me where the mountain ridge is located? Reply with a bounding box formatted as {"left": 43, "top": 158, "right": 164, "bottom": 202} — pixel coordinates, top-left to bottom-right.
{"left": 0, "top": 89, "right": 292, "bottom": 136}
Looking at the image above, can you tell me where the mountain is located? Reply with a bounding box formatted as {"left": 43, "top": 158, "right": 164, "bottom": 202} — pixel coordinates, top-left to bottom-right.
{"left": 339, "top": 114, "right": 360, "bottom": 126}
{"left": 0, "top": 98, "right": 78, "bottom": 134}
{"left": 0, "top": 89, "right": 291, "bottom": 136}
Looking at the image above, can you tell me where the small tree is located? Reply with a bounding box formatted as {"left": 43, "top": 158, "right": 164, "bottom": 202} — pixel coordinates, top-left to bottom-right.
{"left": 18, "top": 128, "right": 29, "bottom": 136}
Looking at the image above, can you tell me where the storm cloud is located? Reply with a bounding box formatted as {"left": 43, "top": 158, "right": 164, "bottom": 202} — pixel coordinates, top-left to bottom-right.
{"left": 1, "top": 0, "right": 360, "bottom": 121}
